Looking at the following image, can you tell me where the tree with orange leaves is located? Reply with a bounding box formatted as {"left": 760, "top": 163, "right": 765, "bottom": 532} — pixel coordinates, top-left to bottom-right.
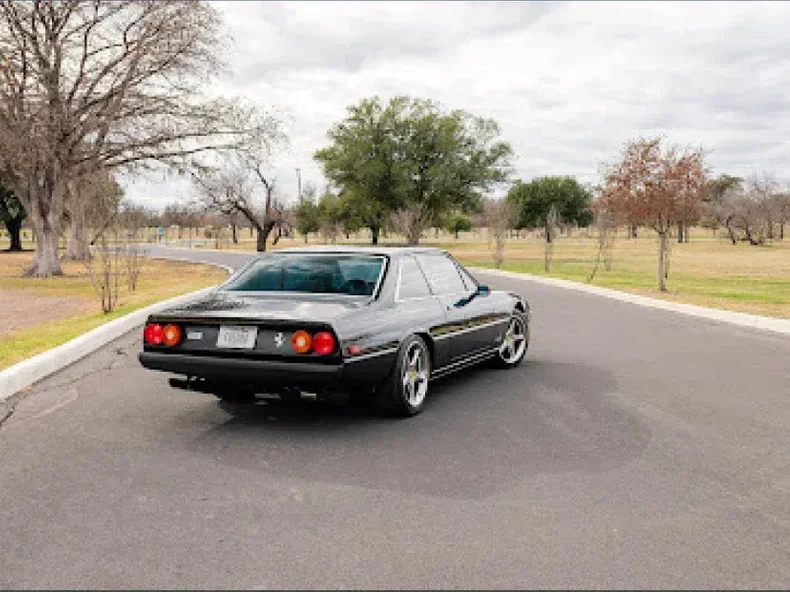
{"left": 598, "top": 137, "right": 707, "bottom": 291}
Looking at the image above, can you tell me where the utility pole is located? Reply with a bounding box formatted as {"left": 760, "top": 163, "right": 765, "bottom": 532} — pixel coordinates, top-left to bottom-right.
{"left": 295, "top": 167, "right": 302, "bottom": 199}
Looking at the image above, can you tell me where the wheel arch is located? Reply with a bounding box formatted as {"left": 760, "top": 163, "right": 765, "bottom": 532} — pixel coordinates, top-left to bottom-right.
{"left": 414, "top": 331, "right": 435, "bottom": 368}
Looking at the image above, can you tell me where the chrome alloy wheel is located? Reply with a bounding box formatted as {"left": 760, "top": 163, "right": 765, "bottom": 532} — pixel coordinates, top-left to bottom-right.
{"left": 499, "top": 315, "right": 527, "bottom": 364}
{"left": 402, "top": 341, "right": 429, "bottom": 408}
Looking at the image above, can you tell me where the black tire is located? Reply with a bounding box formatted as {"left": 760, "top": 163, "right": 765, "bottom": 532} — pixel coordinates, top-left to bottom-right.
{"left": 376, "top": 335, "right": 431, "bottom": 417}
{"left": 491, "top": 312, "right": 529, "bottom": 369}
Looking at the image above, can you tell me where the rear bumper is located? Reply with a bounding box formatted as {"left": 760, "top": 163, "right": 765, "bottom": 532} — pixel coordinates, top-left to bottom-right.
{"left": 138, "top": 350, "right": 395, "bottom": 390}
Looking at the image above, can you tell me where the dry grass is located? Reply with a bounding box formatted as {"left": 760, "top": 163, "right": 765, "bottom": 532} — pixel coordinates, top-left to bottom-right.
{"left": 450, "top": 235, "right": 790, "bottom": 319}
{"left": 0, "top": 250, "right": 228, "bottom": 370}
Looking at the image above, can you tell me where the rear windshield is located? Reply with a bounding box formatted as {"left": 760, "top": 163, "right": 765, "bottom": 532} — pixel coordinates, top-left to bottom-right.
{"left": 222, "top": 254, "right": 386, "bottom": 296}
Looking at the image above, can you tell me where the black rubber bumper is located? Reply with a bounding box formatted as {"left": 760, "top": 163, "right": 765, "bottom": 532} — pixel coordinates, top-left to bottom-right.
{"left": 138, "top": 350, "right": 395, "bottom": 389}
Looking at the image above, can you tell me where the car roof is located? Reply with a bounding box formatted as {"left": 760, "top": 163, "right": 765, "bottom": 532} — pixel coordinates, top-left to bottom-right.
{"left": 267, "top": 245, "right": 447, "bottom": 258}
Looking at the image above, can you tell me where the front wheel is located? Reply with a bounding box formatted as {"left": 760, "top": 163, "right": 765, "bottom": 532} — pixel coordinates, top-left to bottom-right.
{"left": 492, "top": 312, "right": 528, "bottom": 368}
{"left": 377, "top": 335, "right": 431, "bottom": 417}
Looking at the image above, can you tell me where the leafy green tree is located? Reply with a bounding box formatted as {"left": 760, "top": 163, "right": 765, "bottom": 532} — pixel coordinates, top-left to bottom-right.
{"left": 294, "top": 185, "right": 321, "bottom": 242}
{"left": 443, "top": 210, "right": 473, "bottom": 239}
{"left": 392, "top": 99, "right": 512, "bottom": 243}
{"left": 506, "top": 176, "right": 593, "bottom": 242}
{"left": 315, "top": 97, "right": 402, "bottom": 244}
{"left": 316, "top": 190, "right": 344, "bottom": 242}
{"left": 315, "top": 96, "right": 512, "bottom": 245}
{"left": 0, "top": 182, "right": 25, "bottom": 251}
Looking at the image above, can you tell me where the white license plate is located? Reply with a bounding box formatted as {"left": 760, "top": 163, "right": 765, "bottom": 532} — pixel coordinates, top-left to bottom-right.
{"left": 216, "top": 325, "right": 258, "bottom": 349}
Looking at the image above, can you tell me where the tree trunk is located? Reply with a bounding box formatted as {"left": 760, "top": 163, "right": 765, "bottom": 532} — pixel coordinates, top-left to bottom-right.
{"left": 256, "top": 227, "right": 267, "bottom": 252}
{"left": 370, "top": 225, "right": 380, "bottom": 245}
{"left": 4, "top": 217, "right": 23, "bottom": 251}
{"left": 65, "top": 201, "right": 91, "bottom": 261}
{"left": 780, "top": 220, "right": 784, "bottom": 240}
{"left": 657, "top": 230, "right": 668, "bottom": 291}
{"left": 231, "top": 223, "right": 238, "bottom": 244}
{"left": 544, "top": 235, "right": 553, "bottom": 272}
{"left": 630, "top": 224, "right": 637, "bottom": 239}
{"left": 406, "top": 221, "right": 422, "bottom": 245}
{"left": 725, "top": 217, "right": 738, "bottom": 245}
{"left": 677, "top": 221, "right": 684, "bottom": 243}
{"left": 303, "top": 232, "right": 308, "bottom": 243}
{"left": 65, "top": 216, "right": 91, "bottom": 260}
{"left": 27, "top": 212, "right": 63, "bottom": 276}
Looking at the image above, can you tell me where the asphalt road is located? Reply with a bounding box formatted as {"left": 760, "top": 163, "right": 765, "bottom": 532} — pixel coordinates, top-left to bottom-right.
{"left": 2, "top": 246, "right": 789, "bottom": 589}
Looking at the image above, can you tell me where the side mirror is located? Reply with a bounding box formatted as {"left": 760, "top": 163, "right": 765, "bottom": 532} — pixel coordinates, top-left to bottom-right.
{"left": 453, "top": 284, "right": 490, "bottom": 308}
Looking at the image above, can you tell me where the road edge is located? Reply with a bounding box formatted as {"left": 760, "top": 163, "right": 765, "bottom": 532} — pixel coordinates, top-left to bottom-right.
{"left": 472, "top": 267, "right": 790, "bottom": 336}
{"left": 0, "top": 260, "right": 234, "bottom": 403}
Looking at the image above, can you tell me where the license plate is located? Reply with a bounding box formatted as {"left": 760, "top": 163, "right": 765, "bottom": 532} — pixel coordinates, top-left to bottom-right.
{"left": 216, "top": 325, "right": 258, "bottom": 349}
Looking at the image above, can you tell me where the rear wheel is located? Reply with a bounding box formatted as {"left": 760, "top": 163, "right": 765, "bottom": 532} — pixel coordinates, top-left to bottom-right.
{"left": 492, "top": 312, "right": 528, "bottom": 368}
{"left": 377, "top": 335, "right": 431, "bottom": 417}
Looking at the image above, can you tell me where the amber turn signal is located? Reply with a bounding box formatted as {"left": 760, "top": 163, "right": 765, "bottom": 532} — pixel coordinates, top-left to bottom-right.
{"left": 162, "top": 324, "right": 182, "bottom": 346}
{"left": 291, "top": 330, "right": 312, "bottom": 354}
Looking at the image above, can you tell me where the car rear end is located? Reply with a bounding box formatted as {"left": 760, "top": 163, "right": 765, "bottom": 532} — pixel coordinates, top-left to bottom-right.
{"left": 139, "top": 316, "right": 345, "bottom": 392}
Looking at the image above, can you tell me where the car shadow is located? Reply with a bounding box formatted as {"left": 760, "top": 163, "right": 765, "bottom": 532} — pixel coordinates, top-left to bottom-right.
{"left": 184, "top": 358, "right": 651, "bottom": 500}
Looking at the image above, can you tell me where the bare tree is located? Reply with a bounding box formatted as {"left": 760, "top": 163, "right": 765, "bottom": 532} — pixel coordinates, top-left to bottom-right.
{"left": 709, "top": 174, "right": 785, "bottom": 246}
{"left": 0, "top": 1, "right": 274, "bottom": 276}
{"left": 192, "top": 159, "right": 288, "bottom": 252}
{"left": 587, "top": 210, "right": 616, "bottom": 282}
{"left": 543, "top": 204, "right": 559, "bottom": 272}
{"left": 390, "top": 207, "right": 422, "bottom": 245}
{"left": 64, "top": 167, "right": 123, "bottom": 259}
{"left": 773, "top": 190, "right": 790, "bottom": 240}
{"left": 599, "top": 137, "right": 707, "bottom": 291}
{"left": 483, "top": 198, "right": 517, "bottom": 269}
{"left": 86, "top": 229, "right": 122, "bottom": 313}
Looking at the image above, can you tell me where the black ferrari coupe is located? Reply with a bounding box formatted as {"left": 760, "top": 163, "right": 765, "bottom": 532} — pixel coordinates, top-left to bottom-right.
{"left": 139, "top": 246, "right": 530, "bottom": 416}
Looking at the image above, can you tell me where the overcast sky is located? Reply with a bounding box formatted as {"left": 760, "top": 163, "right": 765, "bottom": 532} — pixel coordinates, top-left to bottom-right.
{"left": 125, "top": 1, "right": 790, "bottom": 208}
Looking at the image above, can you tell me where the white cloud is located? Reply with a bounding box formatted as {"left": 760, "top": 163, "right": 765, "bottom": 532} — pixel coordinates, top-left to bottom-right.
{"left": 124, "top": 1, "right": 790, "bottom": 208}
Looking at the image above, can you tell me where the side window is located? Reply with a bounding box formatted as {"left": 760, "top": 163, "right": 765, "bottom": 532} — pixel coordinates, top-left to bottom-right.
{"left": 416, "top": 254, "right": 467, "bottom": 295}
{"left": 456, "top": 262, "right": 478, "bottom": 291}
{"left": 397, "top": 256, "right": 432, "bottom": 300}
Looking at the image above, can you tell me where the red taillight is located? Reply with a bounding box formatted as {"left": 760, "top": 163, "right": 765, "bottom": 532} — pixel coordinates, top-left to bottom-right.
{"left": 144, "top": 323, "right": 163, "bottom": 345}
{"left": 162, "top": 324, "right": 182, "bottom": 346}
{"left": 313, "top": 331, "right": 336, "bottom": 356}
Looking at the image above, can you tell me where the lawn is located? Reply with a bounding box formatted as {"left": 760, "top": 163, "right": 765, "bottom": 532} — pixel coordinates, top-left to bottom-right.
{"left": 448, "top": 236, "right": 790, "bottom": 319}
{"left": 176, "top": 227, "right": 790, "bottom": 319}
{"left": 0, "top": 250, "right": 228, "bottom": 370}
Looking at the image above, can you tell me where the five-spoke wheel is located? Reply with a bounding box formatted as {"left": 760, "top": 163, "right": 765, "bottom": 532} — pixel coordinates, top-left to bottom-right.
{"left": 494, "top": 313, "right": 528, "bottom": 368}
{"left": 402, "top": 341, "right": 429, "bottom": 409}
{"left": 377, "top": 335, "right": 431, "bottom": 416}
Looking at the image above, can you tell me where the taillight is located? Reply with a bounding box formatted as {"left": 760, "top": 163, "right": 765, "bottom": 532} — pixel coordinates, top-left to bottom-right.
{"left": 291, "top": 330, "right": 312, "bottom": 354}
{"left": 313, "top": 332, "right": 336, "bottom": 356}
{"left": 162, "top": 324, "right": 182, "bottom": 346}
{"left": 143, "top": 323, "right": 163, "bottom": 345}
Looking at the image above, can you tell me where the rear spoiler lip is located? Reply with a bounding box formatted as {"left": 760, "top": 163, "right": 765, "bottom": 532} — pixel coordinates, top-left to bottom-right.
{"left": 144, "top": 314, "right": 336, "bottom": 328}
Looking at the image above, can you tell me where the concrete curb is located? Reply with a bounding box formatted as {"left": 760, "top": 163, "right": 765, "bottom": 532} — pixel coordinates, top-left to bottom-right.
{"left": 471, "top": 267, "right": 790, "bottom": 336}
{"left": 0, "top": 262, "right": 233, "bottom": 403}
